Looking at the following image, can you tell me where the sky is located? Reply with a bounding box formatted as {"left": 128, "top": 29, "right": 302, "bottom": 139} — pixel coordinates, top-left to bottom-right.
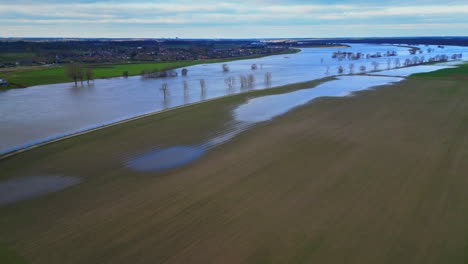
{"left": 1, "top": 0, "right": 468, "bottom": 38}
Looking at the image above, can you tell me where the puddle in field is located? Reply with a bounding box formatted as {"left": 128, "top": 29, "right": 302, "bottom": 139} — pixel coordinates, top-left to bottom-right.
{"left": 126, "top": 75, "right": 403, "bottom": 171}
{"left": 126, "top": 146, "right": 204, "bottom": 172}
{"left": 0, "top": 175, "right": 81, "bottom": 206}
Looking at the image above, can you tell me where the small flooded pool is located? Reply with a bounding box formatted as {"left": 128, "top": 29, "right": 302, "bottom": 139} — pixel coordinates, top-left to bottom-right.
{"left": 125, "top": 146, "right": 204, "bottom": 171}
{"left": 235, "top": 75, "right": 403, "bottom": 122}
{"left": 0, "top": 175, "right": 82, "bottom": 206}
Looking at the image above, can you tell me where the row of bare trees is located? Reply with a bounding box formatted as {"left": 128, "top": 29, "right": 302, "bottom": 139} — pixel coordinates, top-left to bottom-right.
{"left": 222, "top": 63, "right": 263, "bottom": 72}
{"left": 65, "top": 63, "right": 94, "bottom": 85}
{"left": 158, "top": 72, "right": 273, "bottom": 99}
{"left": 330, "top": 53, "right": 463, "bottom": 75}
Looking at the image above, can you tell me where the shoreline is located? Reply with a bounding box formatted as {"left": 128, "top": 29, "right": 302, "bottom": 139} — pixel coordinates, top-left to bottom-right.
{"left": 0, "top": 76, "right": 333, "bottom": 160}
{"left": 0, "top": 49, "right": 301, "bottom": 89}
{"left": 1, "top": 60, "right": 464, "bottom": 160}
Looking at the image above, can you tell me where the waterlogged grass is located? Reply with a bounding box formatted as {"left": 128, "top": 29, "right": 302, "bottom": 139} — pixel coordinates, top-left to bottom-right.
{"left": 0, "top": 49, "right": 300, "bottom": 88}
{"left": 411, "top": 62, "right": 468, "bottom": 79}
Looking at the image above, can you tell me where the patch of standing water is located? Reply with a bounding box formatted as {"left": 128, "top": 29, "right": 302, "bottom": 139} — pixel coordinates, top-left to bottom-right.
{"left": 126, "top": 75, "right": 403, "bottom": 172}
{"left": 126, "top": 146, "right": 204, "bottom": 172}
{"left": 0, "top": 175, "right": 82, "bottom": 206}
{"left": 366, "top": 65, "right": 456, "bottom": 77}
{"left": 235, "top": 75, "right": 403, "bottom": 122}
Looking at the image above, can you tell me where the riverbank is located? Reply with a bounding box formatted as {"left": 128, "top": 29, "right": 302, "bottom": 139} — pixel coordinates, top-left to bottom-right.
{"left": 1, "top": 63, "right": 468, "bottom": 263}
{"left": 0, "top": 76, "right": 334, "bottom": 160}
{"left": 0, "top": 48, "right": 300, "bottom": 89}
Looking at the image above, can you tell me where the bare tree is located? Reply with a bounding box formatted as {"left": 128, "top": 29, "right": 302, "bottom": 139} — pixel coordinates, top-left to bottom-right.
{"left": 225, "top": 76, "right": 235, "bottom": 90}
{"left": 160, "top": 83, "right": 169, "bottom": 99}
{"left": 222, "top": 64, "right": 229, "bottom": 72}
{"left": 387, "top": 58, "right": 391, "bottom": 70}
{"left": 85, "top": 68, "right": 94, "bottom": 84}
{"left": 349, "top": 63, "right": 354, "bottom": 74}
{"left": 325, "top": 66, "right": 330, "bottom": 75}
{"left": 239, "top": 75, "right": 248, "bottom": 89}
{"left": 65, "top": 63, "right": 84, "bottom": 85}
{"left": 247, "top": 74, "right": 255, "bottom": 88}
{"left": 394, "top": 58, "right": 401, "bottom": 68}
{"left": 371, "top": 61, "right": 379, "bottom": 71}
{"left": 404, "top": 58, "right": 411, "bottom": 67}
{"left": 337, "top": 65, "right": 344, "bottom": 74}
{"left": 264, "top": 72, "right": 272, "bottom": 87}
{"left": 183, "top": 80, "right": 188, "bottom": 96}
{"left": 199, "top": 79, "right": 206, "bottom": 97}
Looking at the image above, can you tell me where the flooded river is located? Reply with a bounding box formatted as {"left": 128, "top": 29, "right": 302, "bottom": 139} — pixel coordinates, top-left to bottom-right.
{"left": 1, "top": 44, "right": 467, "bottom": 155}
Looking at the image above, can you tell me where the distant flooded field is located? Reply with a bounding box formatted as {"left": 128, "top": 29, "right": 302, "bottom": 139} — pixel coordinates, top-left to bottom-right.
{"left": 0, "top": 44, "right": 467, "bottom": 154}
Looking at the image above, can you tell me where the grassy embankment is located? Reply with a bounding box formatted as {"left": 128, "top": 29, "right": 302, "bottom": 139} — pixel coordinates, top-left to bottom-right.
{"left": 0, "top": 49, "right": 300, "bottom": 88}
{"left": 1, "top": 63, "right": 468, "bottom": 263}
{"left": 411, "top": 61, "right": 468, "bottom": 80}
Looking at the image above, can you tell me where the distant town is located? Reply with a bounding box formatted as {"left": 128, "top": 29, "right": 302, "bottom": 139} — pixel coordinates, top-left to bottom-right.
{"left": 0, "top": 39, "right": 317, "bottom": 68}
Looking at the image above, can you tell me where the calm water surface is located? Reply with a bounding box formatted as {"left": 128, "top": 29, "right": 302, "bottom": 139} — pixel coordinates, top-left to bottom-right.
{"left": 1, "top": 44, "right": 467, "bottom": 154}
{"left": 126, "top": 75, "right": 404, "bottom": 171}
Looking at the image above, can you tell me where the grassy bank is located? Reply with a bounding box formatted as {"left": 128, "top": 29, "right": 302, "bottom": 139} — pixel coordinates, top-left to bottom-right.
{"left": 1, "top": 65, "right": 468, "bottom": 263}
{"left": 0, "top": 49, "right": 300, "bottom": 88}
{"left": 411, "top": 61, "right": 468, "bottom": 79}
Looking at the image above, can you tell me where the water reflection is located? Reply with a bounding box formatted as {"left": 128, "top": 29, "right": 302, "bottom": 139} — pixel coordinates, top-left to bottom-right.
{"left": 125, "top": 75, "right": 403, "bottom": 172}
{"left": 1, "top": 44, "right": 468, "bottom": 155}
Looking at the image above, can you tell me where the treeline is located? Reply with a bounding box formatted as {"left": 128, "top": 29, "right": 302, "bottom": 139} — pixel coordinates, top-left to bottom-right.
{"left": 65, "top": 63, "right": 94, "bottom": 85}
{"left": 328, "top": 37, "right": 468, "bottom": 47}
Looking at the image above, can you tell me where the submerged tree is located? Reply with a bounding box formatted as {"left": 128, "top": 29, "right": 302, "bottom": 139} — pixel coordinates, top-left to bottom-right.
{"left": 239, "top": 75, "right": 248, "bottom": 89}
{"left": 199, "top": 79, "right": 206, "bottom": 97}
{"left": 85, "top": 68, "right": 94, "bottom": 84}
{"left": 183, "top": 80, "right": 189, "bottom": 96}
{"left": 65, "top": 63, "right": 84, "bottom": 85}
{"left": 225, "top": 76, "right": 235, "bottom": 90}
{"left": 160, "top": 83, "right": 169, "bottom": 99}
{"left": 222, "top": 64, "right": 229, "bottom": 72}
{"left": 247, "top": 74, "right": 255, "bottom": 88}
{"left": 337, "top": 65, "right": 344, "bottom": 74}
{"left": 251, "top": 64, "right": 258, "bottom": 70}
{"left": 181, "top": 68, "right": 188, "bottom": 76}
{"left": 264, "top": 72, "right": 272, "bottom": 87}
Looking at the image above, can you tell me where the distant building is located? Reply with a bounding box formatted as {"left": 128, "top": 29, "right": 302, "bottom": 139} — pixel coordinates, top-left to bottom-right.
{"left": 0, "top": 78, "right": 8, "bottom": 86}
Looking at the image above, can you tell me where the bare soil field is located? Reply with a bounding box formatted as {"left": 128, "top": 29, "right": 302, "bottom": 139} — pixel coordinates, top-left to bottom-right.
{"left": 1, "top": 73, "right": 468, "bottom": 263}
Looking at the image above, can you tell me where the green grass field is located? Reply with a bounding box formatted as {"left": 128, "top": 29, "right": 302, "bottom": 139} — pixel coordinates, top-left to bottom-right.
{"left": 0, "top": 49, "right": 299, "bottom": 88}
{"left": 411, "top": 61, "right": 468, "bottom": 79}
{"left": 0, "top": 53, "right": 36, "bottom": 63}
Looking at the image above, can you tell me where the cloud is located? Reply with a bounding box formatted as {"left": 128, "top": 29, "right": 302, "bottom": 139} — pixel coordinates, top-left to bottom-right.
{"left": 0, "top": 1, "right": 467, "bottom": 37}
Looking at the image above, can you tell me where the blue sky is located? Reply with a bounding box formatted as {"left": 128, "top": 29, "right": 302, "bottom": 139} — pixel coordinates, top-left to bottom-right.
{"left": 1, "top": 0, "right": 468, "bottom": 38}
